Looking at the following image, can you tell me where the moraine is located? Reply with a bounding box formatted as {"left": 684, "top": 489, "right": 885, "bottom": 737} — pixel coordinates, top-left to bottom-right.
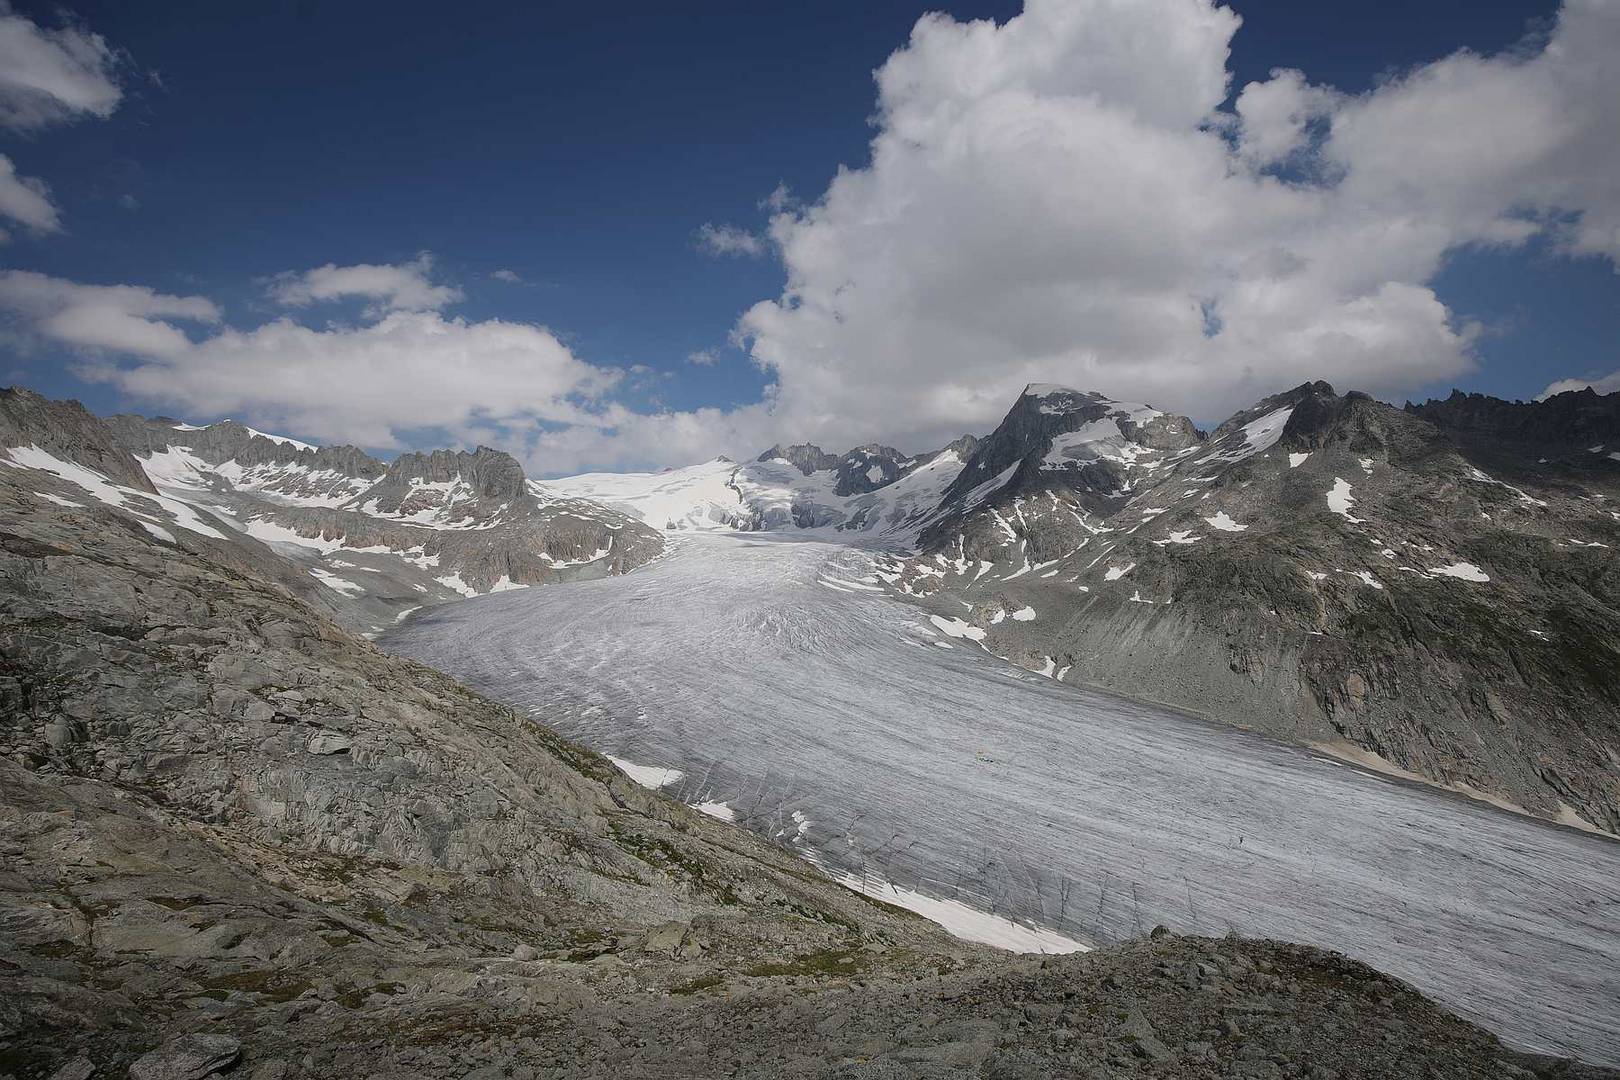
{"left": 382, "top": 531, "right": 1620, "bottom": 1066}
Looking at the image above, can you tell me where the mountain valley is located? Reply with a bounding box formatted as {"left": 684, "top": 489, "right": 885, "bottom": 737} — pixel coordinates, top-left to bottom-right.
{"left": 2, "top": 381, "right": 1618, "bottom": 1077}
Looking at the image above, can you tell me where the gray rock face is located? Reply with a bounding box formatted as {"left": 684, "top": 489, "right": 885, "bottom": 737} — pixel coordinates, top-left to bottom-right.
{"left": 128, "top": 1034, "right": 241, "bottom": 1080}
{"left": 46, "top": 1057, "right": 96, "bottom": 1080}
{"left": 356, "top": 445, "right": 529, "bottom": 516}
{"left": 892, "top": 381, "right": 1620, "bottom": 833}
{"left": 0, "top": 388, "right": 157, "bottom": 492}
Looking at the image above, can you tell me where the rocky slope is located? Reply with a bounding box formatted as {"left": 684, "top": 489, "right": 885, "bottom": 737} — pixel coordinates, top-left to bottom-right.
{"left": 2, "top": 394, "right": 1615, "bottom": 1078}
{"left": 886, "top": 383, "right": 1620, "bottom": 836}
{"left": 2, "top": 389, "right": 665, "bottom": 636}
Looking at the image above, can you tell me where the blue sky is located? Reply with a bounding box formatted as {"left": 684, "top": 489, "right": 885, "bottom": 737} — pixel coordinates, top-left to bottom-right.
{"left": 0, "top": 0, "right": 1616, "bottom": 471}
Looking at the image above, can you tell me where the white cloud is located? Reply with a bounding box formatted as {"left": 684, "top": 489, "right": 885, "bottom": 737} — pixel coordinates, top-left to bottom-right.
{"left": 97, "top": 312, "right": 617, "bottom": 449}
{"left": 0, "top": 270, "right": 219, "bottom": 356}
{"left": 0, "top": 154, "right": 58, "bottom": 234}
{"left": 0, "top": 2, "right": 122, "bottom": 132}
{"left": 759, "top": 183, "right": 795, "bottom": 213}
{"left": 267, "top": 252, "right": 463, "bottom": 314}
{"left": 711, "top": 0, "right": 1620, "bottom": 454}
{"left": 695, "top": 222, "right": 766, "bottom": 258}
{"left": 490, "top": 268, "right": 522, "bottom": 283}
{"left": 0, "top": 269, "right": 617, "bottom": 453}
{"left": 1234, "top": 68, "right": 1337, "bottom": 167}
{"left": 687, "top": 348, "right": 719, "bottom": 366}
{"left": 1540, "top": 370, "right": 1620, "bottom": 399}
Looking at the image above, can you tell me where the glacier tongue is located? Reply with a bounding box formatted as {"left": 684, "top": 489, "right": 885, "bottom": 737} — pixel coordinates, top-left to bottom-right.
{"left": 381, "top": 532, "right": 1620, "bottom": 1064}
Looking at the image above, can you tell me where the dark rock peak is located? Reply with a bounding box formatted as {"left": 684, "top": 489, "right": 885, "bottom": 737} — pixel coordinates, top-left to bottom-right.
{"left": 844, "top": 443, "right": 907, "bottom": 464}
{"left": 1409, "top": 385, "right": 1620, "bottom": 452}
{"left": 1019, "top": 383, "right": 1108, "bottom": 407}
{"left": 1208, "top": 381, "right": 1339, "bottom": 441}
{"left": 942, "top": 386, "right": 1195, "bottom": 508}
{"left": 1208, "top": 382, "right": 1447, "bottom": 463}
{"left": 0, "top": 387, "right": 157, "bottom": 493}
{"left": 757, "top": 443, "right": 841, "bottom": 476}
{"left": 380, "top": 446, "right": 529, "bottom": 501}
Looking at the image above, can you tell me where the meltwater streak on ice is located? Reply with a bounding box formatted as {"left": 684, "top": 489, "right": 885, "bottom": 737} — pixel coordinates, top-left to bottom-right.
{"left": 382, "top": 532, "right": 1620, "bottom": 1065}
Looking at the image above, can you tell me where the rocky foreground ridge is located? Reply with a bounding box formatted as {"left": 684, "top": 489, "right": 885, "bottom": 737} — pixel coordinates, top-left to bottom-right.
{"left": 885, "top": 382, "right": 1620, "bottom": 836}
{"left": 2, "top": 395, "right": 1616, "bottom": 1076}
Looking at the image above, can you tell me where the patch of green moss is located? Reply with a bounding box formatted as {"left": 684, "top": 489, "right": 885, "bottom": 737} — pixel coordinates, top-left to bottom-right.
{"left": 197, "top": 969, "right": 314, "bottom": 1003}
{"left": 780, "top": 900, "right": 860, "bottom": 933}
{"left": 744, "top": 948, "right": 866, "bottom": 979}
{"left": 334, "top": 981, "right": 403, "bottom": 1009}
{"left": 670, "top": 973, "right": 725, "bottom": 995}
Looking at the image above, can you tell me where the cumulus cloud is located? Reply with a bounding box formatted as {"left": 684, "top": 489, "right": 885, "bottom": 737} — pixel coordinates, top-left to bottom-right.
{"left": 713, "top": 0, "right": 1620, "bottom": 454}
{"left": 694, "top": 222, "right": 766, "bottom": 258}
{"left": 1233, "top": 69, "right": 1337, "bottom": 167}
{"left": 0, "top": 268, "right": 616, "bottom": 452}
{"left": 1540, "top": 370, "right": 1620, "bottom": 399}
{"left": 0, "top": 154, "right": 58, "bottom": 234}
{"left": 686, "top": 348, "right": 719, "bottom": 366}
{"left": 0, "top": 270, "right": 219, "bottom": 355}
{"left": 267, "top": 252, "right": 463, "bottom": 314}
{"left": 0, "top": 2, "right": 122, "bottom": 132}
{"left": 97, "top": 312, "right": 618, "bottom": 449}
{"left": 490, "top": 268, "right": 522, "bottom": 283}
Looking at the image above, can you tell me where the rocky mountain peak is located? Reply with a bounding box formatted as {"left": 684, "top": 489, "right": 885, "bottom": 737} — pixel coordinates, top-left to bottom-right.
{"left": 0, "top": 387, "right": 157, "bottom": 493}
{"left": 757, "top": 443, "right": 841, "bottom": 476}
{"left": 846, "top": 443, "right": 907, "bottom": 463}
{"left": 379, "top": 445, "right": 529, "bottom": 501}
{"left": 832, "top": 444, "right": 911, "bottom": 497}
{"left": 942, "top": 385, "right": 1198, "bottom": 511}
{"left": 1198, "top": 382, "right": 1447, "bottom": 466}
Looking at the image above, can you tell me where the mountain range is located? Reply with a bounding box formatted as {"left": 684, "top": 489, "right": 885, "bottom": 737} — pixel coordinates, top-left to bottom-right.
{"left": 3, "top": 381, "right": 1617, "bottom": 836}
{"left": 536, "top": 381, "right": 1620, "bottom": 837}
{"left": 0, "top": 389, "right": 665, "bottom": 638}
{"left": 2, "top": 379, "right": 1618, "bottom": 1075}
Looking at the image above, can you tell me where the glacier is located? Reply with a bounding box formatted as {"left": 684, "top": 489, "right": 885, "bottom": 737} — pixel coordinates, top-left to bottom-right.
{"left": 383, "top": 531, "right": 1620, "bottom": 1064}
